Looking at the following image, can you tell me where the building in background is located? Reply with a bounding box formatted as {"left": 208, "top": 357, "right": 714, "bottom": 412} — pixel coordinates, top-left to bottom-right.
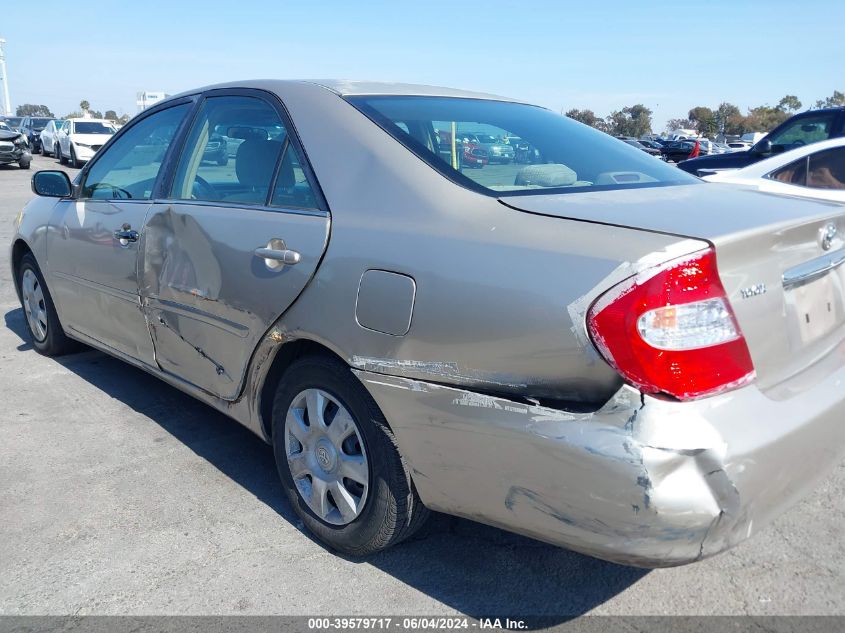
{"left": 136, "top": 91, "right": 169, "bottom": 112}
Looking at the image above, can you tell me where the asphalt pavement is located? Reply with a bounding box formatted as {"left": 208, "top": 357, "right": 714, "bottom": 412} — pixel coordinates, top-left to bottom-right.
{"left": 0, "top": 153, "right": 843, "bottom": 617}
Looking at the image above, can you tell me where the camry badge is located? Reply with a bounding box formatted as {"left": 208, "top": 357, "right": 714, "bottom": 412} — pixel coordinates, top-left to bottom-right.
{"left": 820, "top": 223, "right": 837, "bottom": 251}
{"left": 740, "top": 283, "right": 767, "bottom": 299}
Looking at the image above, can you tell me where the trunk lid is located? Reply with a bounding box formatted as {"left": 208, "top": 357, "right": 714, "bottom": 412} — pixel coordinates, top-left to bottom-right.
{"left": 501, "top": 183, "right": 845, "bottom": 392}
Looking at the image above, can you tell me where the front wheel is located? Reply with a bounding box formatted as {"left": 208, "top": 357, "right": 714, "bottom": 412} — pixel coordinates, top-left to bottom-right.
{"left": 19, "top": 159, "right": 31, "bottom": 170}
{"left": 272, "top": 355, "right": 428, "bottom": 556}
{"left": 17, "top": 253, "right": 77, "bottom": 356}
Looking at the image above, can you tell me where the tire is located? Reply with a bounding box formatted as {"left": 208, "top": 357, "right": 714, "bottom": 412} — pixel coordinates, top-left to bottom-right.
{"left": 70, "top": 146, "right": 79, "bottom": 168}
{"left": 19, "top": 159, "right": 31, "bottom": 170}
{"left": 17, "top": 253, "right": 77, "bottom": 356}
{"left": 58, "top": 143, "right": 66, "bottom": 165}
{"left": 271, "top": 355, "right": 429, "bottom": 556}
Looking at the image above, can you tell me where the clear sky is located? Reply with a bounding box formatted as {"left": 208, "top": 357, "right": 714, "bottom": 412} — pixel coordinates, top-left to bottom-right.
{"left": 2, "top": 0, "right": 842, "bottom": 130}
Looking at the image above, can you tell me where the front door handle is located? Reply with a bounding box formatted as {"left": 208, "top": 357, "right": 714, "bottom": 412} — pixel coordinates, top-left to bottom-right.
{"left": 254, "top": 246, "right": 301, "bottom": 266}
{"left": 113, "top": 225, "right": 139, "bottom": 243}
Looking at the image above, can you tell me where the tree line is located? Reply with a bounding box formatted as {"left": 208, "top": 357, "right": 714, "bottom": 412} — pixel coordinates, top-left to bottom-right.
{"left": 15, "top": 100, "right": 131, "bottom": 124}
{"left": 566, "top": 90, "right": 845, "bottom": 138}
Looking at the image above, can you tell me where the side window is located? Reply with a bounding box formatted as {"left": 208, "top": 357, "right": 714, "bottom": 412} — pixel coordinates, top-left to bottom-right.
{"left": 768, "top": 113, "right": 836, "bottom": 152}
{"left": 171, "top": 95, "right": 287, "bottom": 205}
{"left": 81, "top": 103, "right": 189, "bottom": 200}
{"left": 270, "top": 144, "right": 319, "bottom": 209}
{"left": 768, "top": 156, "right": 808, "bottom": 186}
{"left": 807, "top": 147, "right": 845, "bottom": 190}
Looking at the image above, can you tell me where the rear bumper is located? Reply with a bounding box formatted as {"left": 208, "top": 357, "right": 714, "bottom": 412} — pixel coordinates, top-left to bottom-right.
{"left": 354, "top": 364, "right": 845, "bottom": 567}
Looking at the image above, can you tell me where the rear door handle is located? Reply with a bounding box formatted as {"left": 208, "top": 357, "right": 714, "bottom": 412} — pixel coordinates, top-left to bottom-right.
{"left": 113, "top": 228, "right": 139, "bottom": 243}
{"left": 254, "top": 247, "right": 301, "bottom": 265}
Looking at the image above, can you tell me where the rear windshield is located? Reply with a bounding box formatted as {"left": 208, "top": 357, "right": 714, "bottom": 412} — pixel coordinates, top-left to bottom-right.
{"left": 347, "top": 96, "right": 697, "bottom": 195}
{"left": 74, "top": 122, "right": 115, "bottom": 134}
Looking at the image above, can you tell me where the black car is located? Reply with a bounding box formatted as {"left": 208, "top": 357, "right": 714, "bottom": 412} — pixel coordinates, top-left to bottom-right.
{"left": 20, "top": 117, "right": 57, "bottom": 154}
{"left": 660, "top": 139, "right": 699, "bottom": 163}
{"left": 679, "top": 107, "right": 845, "bottom": 176}
{"left": 0, "top": 123, "right": 32, "bottom": 169}
{"left": 622, "top": 138, "right": 662, "bottom": 156}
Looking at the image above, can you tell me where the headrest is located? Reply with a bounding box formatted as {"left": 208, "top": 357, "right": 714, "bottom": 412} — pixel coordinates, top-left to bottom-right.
{"left": 235, "top": 140, "right": 282, "bottom": 188}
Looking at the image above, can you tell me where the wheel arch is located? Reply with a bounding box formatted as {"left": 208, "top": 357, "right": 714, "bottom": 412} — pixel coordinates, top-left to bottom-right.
{"left": 11, "top": 238, "right": 34, "bottom": 302}
{"left": 257, "top": 337, "right": 352, "bottom": 440}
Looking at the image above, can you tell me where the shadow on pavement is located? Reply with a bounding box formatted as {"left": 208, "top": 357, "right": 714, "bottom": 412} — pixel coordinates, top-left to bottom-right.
{"left": 5, "top": 306, "right": 648, "bottom": 620}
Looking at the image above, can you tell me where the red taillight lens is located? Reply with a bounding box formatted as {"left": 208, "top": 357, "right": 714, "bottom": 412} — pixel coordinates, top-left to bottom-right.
{"left": 587, "top": 247, "right": 755, "bottom": 401}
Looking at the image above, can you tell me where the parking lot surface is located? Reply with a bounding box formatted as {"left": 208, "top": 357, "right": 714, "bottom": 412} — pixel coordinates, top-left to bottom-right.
{"left": 1, "top": 154, "right": 844, "bottom": 617}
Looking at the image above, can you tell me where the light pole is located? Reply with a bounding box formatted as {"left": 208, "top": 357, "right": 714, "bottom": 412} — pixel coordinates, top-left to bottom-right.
{"left": 0, "top": 38, "right": 11, "bottom": 116}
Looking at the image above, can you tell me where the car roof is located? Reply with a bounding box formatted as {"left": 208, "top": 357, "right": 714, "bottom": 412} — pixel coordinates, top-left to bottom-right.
{"left": 68, "top": 118, "right": 112, "bottom": 123}
{"left": 168, "top": 79, "right": 522, "bottom": 104}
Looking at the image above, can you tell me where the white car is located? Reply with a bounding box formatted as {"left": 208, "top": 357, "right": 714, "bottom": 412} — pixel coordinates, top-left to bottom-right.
{"left": 725, "top": 140, "right": 752, "bottom": 152}
{"left": 702, "top": 137, "right": 845, "bottom": 204}
{"left": 56, "top": 118, "right": 116, "bottom": 167}
{"left": 38, "top": 120, "right": 64, "bottom": 157}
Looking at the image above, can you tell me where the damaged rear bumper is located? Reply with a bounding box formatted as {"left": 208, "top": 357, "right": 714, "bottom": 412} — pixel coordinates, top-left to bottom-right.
{"left": 353, "top": 368, "right": 845, "bottom": 567}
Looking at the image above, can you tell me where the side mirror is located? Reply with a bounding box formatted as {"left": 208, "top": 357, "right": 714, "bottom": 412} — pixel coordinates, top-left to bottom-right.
{"left": 754, "top": 139, "right": 772, "bottom": 155}
{"left": 32, "top": 170, "right": 72, "bottom": 198}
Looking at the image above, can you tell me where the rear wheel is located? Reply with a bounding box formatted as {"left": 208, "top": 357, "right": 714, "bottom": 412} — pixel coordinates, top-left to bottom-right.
{"left": 272, "top": 355, "right": 428, "bottom": 556}
{"left": 58, "top": 143, "right": 66, "bottom": 164}
{"left": 69, "top": 146, "right": 80, "bottom": 168}
{"left": 17, "top": 253, "right": 77, "bottom": 356}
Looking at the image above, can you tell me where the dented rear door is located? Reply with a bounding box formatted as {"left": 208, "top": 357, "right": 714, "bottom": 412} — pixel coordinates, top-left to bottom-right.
{"left": 141, "top": 201, "right": 329, "bottom": 399}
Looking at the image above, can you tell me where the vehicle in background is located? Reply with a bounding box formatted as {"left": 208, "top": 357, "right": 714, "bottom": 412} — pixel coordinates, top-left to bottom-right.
{"left": 39, "top": 120, "right": 64, "bottom": 157}
{"left": 622, "top": 139, "right": 662, "bottom": 157}
{"left": 661, "top": 139, "right": 699, "bottom": 162}
{"left": 460, "top": 140, "right": 488, "bottom": 168}
{"left": 637, "top": 139, "right": 664, "bottom": 151}
{"left": 203, "top": 131, "right": 228, "bottom": 165}
{"left": 702, "top": 137, "right": 845, "bottom": 203}
{"left": 471, "top": 133, "right": 514, "bottom": 163}
{"left": 20, "top": 117, "right": 57, "bottom": 154}
{"left": 0, "top": 123, "right": 32, "bottom": 169}
{"left": 1, "top": 116, "right": 24, "bottom": 132}
{"left": 741, "top": 132, "right": 767, "bottom": 145}
{"left": 679, "top": 108, "right": 845, "bottom": 176}
{"left": 56, "top": 118, "right": 117, "bottom": 168}
{"left": 726, "top": 140, "right": 752, "bottom": 152}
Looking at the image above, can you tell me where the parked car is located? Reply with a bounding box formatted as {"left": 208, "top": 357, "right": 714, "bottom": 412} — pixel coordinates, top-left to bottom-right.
{"left": 20, "top": 117, "right": 57, "bottom": 154}
{"left": 471, "top": 133, "right": 514, "bottom": 163}
{"left": 13, "top": 80, "right": 845, "bottom": 568}
{"left": 660, "top": 139, "right": 700, "bottom": 162}
{"left": 203, "top": 131, "right": 229, "bottom": 165}
{"left": 637, "top": 139, "right": 664, "bottom": 151}
{"left": 702, "top": 137, "right": 845, "bottom": 203}
{"left": 56, "top": 118, "right": 117, "bottom": 167}
{"left": 622, "top": 139, "right": 661, "bottom": 157}
{"left": 0, "top": 122, "right": 32, "bottom": 169}
{"left": 459, "top": 140, "right": 488, "bottom": 168}
{"left": 726, "top": 140, "right": 752, "bottom": 152}
{"left": 39, "top": 120, "right": 64, "bottom": 157}
{"left": 1, "top": 116, "right": 24, "bottom": 132}
{"left": 679, "top": 107, "right": 845, "bottom": 176}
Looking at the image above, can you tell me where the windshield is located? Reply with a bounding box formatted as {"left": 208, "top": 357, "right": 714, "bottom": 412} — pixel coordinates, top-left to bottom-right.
{"left": 5, "top": 117, "right": 23, "bottom": 127}
{"left": 31, "top": 118, "right": 52, "bottom": 130}
{"left": 74, "top": 122, "right": 115, "bottom": 134}
{"left": 348, "top": 96, "right": 696, "bottom": 195}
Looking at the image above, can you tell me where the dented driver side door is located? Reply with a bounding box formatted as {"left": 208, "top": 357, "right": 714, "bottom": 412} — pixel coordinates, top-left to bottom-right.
{"left": 140, "top": 91, "right": 329, "bottom": 400}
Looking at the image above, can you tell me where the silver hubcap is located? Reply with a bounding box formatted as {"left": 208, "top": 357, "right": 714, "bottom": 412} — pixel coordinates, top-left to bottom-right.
{"left": 285, "top": 388, "right": 369, "bottom": 525}
{"left": 21, "top": 269, "right": 48, "bottom": 342}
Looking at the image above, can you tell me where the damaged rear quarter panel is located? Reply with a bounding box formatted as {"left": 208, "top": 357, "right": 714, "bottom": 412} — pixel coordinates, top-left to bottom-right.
{"left": 353, "top": 371, "right": 753, "bottom": 567}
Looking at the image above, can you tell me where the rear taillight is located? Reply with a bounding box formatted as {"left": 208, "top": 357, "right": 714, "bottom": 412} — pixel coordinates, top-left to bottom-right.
{"left": 587, "top": 247, "right": 754, "bottom": 401}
